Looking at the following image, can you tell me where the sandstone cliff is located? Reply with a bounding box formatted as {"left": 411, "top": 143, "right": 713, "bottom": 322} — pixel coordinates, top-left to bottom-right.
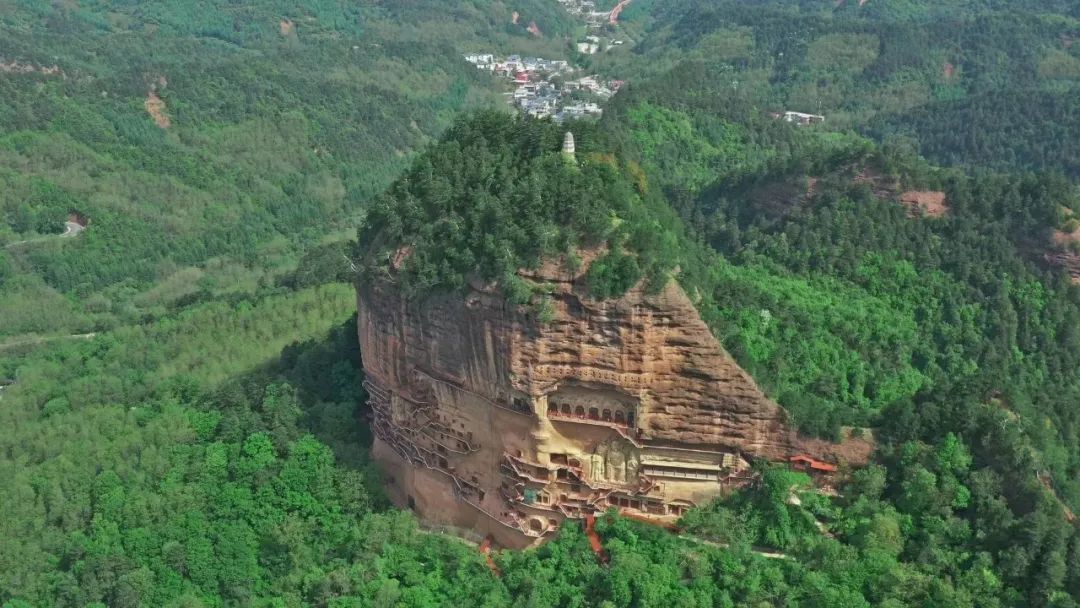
{"left": 358, "top": 254, "right": 831, "bottom": 546}
{"left": 358, "top": 256, "right": 794, "bottom": 461}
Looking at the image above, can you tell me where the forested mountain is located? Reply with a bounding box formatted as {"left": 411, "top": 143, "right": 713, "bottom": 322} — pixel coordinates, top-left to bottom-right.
{"left": 0, "top": 0, "right": 575, "bottom": 339}
{"left": 4, "top": 1, "right": 1080, "bottom": 607}
{"left": 590, "top": 0, "right": 1080, "bottom": 175}
{"left": 868, "top": 89, "right": 1080, "bottom": 177}
{"left": 354, "top": 113, "right": 685, "bottom": 302}
{"left": 590, "top": 0, "right": 1080, "bottom": 442}
{"left": 352, "top": 107, "right": 1080, "bottom": 606}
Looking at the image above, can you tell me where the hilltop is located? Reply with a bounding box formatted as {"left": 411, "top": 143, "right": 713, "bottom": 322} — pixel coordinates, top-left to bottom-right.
{"left": 354, "top": 113, "right": 685, "bottom": 303}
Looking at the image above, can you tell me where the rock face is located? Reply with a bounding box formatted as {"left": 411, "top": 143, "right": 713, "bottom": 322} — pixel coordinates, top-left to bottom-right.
{"left": 898, "top": 190, "right": 948, "bottom": 218}
{"left": 1047, "top": 227, "right": 1080, "bottom": 284}
{"left": 358, "top": 258, "right": 796, "bottom": 547}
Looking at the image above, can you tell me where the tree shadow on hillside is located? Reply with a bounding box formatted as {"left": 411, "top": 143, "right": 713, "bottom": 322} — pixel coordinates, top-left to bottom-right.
{"left": 207, "top": 314, "right": 375, "bottom": 474}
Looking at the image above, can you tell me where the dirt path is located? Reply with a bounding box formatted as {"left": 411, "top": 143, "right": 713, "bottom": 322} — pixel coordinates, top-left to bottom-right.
{"left": 1038, "top": 471, "right": 1077, "bottom": 522}
{"left": 585, "top": 514, "right": 609, "bottom": 563}
{"left": 479, "top": 536, "right": 502, "bottom": 576}
{"left": 608, "top": 0, "right": 631, "bottom": 24}
{"left": 0, "top": 332, "right": 96, "bottom": 352}
{"left": 613, "top": 509, "right": 790, "bottom": 559}
{"left": 675, "top": 532, "right": 789, "bottom": 559}
{"left": 5, "top": 221, "right": 85, "bottom": 249}
{"left": 60, "top": 221, "right": 85, "bottom": 238}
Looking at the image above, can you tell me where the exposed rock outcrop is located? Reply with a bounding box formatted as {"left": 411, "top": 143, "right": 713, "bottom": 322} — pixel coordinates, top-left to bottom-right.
{"left": 358, "top": 254, "right": 806, "bottom": 546}
{"left": 361, "top": 257, "right": 793, "bottom": 455}
{"left": 145, "top": 91, "right": 170, "bottom": 129}
{"left": 1047, "top": 226, "right": 1080, "bottom": 284}
{"left": 0, "top": 59, "right": 64, "bottom": 77}
{"left": 899, "top": 190, "right": 948, "bottom": 218}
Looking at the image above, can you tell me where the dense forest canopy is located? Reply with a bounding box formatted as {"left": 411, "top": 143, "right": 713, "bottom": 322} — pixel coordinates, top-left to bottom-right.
{"left": 590, "top": 0, "right": 1080, "bottom": 176}
{"left": 346, "top": 91, "right": 1080, "bottom": 602}
{"left": 5, "top": 0, "right": 1080, "bottom": 607}
{"left": 354, "top": 113, "right": 684, "bottom": 301}
{"left": 0, "top": 0, "right": 574, "bottom": 340}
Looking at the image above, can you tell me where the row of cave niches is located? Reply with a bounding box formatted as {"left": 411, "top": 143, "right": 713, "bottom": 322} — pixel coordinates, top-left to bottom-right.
{"left": 546, "top": 400, "right": 636, "bottom": 428}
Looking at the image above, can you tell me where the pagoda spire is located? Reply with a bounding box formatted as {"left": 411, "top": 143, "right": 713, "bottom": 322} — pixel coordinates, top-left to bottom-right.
{"left": 562, "top": 131, "right": 576, "bottom": 161}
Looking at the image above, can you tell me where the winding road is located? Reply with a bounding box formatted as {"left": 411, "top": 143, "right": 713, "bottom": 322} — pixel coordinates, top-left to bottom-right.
{"left": 5, "top": 221, "right": 85, "bottom": 249}
{"left": 608, "top": 0, "right": 631, "bottom": 24}
{"left": 0, "top": 332, "right": 97, "bottom": 352}
{"left": 59, "top": 221, "right": 86, "bottom": 238}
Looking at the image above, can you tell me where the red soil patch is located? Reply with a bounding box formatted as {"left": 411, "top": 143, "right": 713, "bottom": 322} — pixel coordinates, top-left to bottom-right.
{"left": 279, "top": 18, "right": 295, "bottom": 37}
{"left": 519, "top": 246, "right": 607, "bottom": 283}
{"left": 479, "top": 536, "right": 502, "bottom": 576}
{"left": 796, "top": 427, "right": 875, "bottom": 469}
{"left": 943, "top": 61, "right": 955, "bottom": 80}
{"left": 1047, "top": 226, "right": 1080, "bottom": 283}
{"left": 899, "top": 190, "right": 948, "bottom": 218}
{"left": 144, "top": 91, "right": 171, "bottom": 129}
{"left": 511, "top": 11, "right": 520, "bottom": 25}
{"left": 1051, "top": 226, "right": 1080, "bottom": 248}
{"left": 584, "top": 515, "right": 608, "bottom": 564}
{"left": 527, "top": 21, "right": 542, "bottom": 37}
{"left": 839, "top": 166, "right": 949, "bottom": 220}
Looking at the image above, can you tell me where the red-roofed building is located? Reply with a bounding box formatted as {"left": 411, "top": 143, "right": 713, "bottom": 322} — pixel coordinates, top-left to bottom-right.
{"left": 789, "top": 454, "right": 838, "bottom": 474}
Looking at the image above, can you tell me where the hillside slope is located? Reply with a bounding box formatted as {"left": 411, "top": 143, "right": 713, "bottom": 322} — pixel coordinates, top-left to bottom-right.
{"left": 353, "top": 108, "right": 1080, "bottom": 605}
{"left": 0, "top": 0, "right": 576, "bottom": 339}
{"left": 590, "top": 0, "right": 1079, "bottom": 175}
